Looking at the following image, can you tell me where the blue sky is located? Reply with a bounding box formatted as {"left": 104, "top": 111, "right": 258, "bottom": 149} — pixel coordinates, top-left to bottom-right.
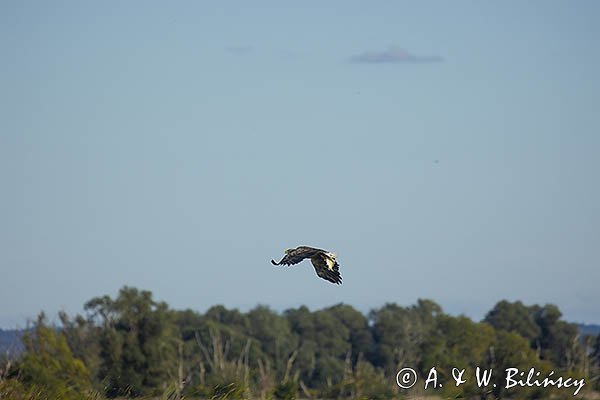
{"left": 1, "top": 1, "right": 599, "bottom": 328}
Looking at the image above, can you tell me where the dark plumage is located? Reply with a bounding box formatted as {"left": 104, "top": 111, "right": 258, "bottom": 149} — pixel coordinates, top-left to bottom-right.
{"left": 271, "top": 246, "right": 342, "bottom": 285}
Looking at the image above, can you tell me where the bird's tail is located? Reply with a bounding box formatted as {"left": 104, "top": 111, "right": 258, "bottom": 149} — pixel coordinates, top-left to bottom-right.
{"left": 271, "top": 259, "right": 281, "bottom": 265}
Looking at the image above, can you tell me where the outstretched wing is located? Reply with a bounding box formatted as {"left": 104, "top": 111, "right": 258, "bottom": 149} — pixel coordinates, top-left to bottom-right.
{"left": 310, "top": 253, "right": 342, "bottom": 285}
{"left": 271, "top": 246, "right": 324, "bottom": 266}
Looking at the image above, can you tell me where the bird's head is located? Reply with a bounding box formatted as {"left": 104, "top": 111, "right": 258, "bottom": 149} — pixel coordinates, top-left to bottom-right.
{"left": 284, "top": 248, "right": 293, "bottom": 254}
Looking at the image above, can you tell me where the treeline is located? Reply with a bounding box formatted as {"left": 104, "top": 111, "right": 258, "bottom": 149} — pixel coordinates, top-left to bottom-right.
{"left": 1, "top": 286, "right": 599, "bottom": 399}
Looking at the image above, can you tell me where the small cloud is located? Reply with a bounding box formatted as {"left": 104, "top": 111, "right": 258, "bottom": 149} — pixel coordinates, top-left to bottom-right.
{"left": 225, "top": 45, "right": 254, "bottom": 55}
{"left": 350, "top": 46, "right": 444, "bottom": 64}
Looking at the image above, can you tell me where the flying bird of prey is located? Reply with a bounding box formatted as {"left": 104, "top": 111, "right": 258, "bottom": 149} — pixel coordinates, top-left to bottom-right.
{"left": 271, "top": 246, "right": 342, "bottom": 285}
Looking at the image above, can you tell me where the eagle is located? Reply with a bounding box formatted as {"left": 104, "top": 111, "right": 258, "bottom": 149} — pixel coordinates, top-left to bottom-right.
{"left": 271, "top": 246, "right": 342, "bottom": 285}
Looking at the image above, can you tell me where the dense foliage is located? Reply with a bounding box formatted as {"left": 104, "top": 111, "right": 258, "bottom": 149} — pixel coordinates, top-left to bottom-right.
{"left": 1, "top": 287, "right": 598, "bottom": 399}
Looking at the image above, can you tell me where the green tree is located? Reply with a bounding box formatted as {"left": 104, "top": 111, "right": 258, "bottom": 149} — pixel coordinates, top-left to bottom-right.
{"left": 593, "top": 334, "right": 600, "bottom": 390}
{"left": 325, "top": 304, "right": 374, "bottom": 365}
{"left": 285, "top": 305, "right": 351, "bottom": 389}
{"left": 246, "top": 305, "right": 297, "bottom": 376}
{"left": 85, "top": 286, "right": 177, "bottom": 397}
{"left": 369, "top": 300, "right": 440, "bottom": 375}
{"left": 489, "top": 330, "right": 554, "bottom": 398}
{"left": 58, "top": 311, "right": 102, "bottom": 389}
{"left": 486, "top": 301, "right": 585, "bottom": 371}
{"left": 17, "top": 314, "right": 91, "bottom": 400}
{"left": 484, "top": 300, "right": 541, "bottom": 342}
{"left": 421, "top": 315, "right": 496, "bottom": 398}
{"left": 534, "top": 304, "right": 582, "bottom": 370}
